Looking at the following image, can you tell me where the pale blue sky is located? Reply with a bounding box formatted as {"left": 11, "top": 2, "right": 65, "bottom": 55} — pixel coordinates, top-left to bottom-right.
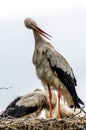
{"left": 0, "top": 0, "right": 86, "bottom": 111}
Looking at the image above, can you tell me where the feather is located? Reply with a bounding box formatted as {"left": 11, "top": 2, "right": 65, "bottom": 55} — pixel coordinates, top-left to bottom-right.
{"left": 0, "top": 90, "right": 47, "bottom": 118}
{"left": 47, "top": 57, "right": 84, "bottom": 108}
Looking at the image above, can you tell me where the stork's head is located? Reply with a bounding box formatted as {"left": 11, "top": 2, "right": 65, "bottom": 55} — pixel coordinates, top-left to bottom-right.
{"left": 24, "top": 17, "right": 52, "bottom": 40}
{"left": 24, "top": 18, "right": 37, "bottom": 29}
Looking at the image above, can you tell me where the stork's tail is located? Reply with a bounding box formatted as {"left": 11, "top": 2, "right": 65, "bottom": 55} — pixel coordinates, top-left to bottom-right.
{"left": 73, "top": 96, "right": 86, "bottom": 115}
{"left": 78, "top": 97, "right": 84, "bottom": 105}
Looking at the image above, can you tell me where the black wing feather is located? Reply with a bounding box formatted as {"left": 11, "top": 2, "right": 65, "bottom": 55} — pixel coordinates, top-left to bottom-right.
{"left": 6, "top": 96, "right": 21, "bottom": 109}
{"left": 1, "top": 104, "right": 38, "bottom": 118}
{"left": 0, "top": 96, "right": 38, "bottom": 118}
{"left": 48, "top": 58, "right": 84, "bottom": 108}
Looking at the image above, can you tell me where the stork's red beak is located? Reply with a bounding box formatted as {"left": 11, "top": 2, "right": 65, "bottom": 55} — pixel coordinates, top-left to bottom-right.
{"left": 33, "top": 25, "right": 52, "bottom": 40}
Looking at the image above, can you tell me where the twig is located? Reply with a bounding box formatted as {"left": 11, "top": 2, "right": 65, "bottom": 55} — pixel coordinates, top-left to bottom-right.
{"left": 0, "top": 86, "right": 12, "bottom": 90}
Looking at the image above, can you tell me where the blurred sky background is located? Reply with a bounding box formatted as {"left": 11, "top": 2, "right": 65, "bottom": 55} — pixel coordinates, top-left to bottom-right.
{"left": 0, "top": 0, "right": 86, "bottom": 112}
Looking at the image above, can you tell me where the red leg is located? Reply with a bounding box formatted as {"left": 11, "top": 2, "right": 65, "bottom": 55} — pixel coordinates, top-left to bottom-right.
{"left": 48, "top": 85, "right": 52, "bottom": 118}
{"left": 58, "top": 86, "right": 61, "bottom": 119}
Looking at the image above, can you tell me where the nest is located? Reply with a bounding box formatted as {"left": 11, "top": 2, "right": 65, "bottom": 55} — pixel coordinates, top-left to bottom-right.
{"left": 0, "top": 117, "right": 86, "bottom": 130}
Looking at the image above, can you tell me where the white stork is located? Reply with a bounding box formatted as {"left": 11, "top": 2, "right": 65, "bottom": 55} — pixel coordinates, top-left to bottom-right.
{"left": 1, "top": 89, "right": 85, "bottom": 118}
{"left": 24, "top": 18, "right": 84, "bottom": 119}
{"left": 0, "top": 89, "right": 57, "bottom": 118}
{"left": 1, "top": 89, "right": 46, "bottom": 118}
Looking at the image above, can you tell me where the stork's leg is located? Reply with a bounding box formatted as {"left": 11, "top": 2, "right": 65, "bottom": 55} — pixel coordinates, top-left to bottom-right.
{"left": 58, "top": 86, "right": 61, "bottom": 119}
{"left": 48, "top": 85, "right": 52, "bottom": 118}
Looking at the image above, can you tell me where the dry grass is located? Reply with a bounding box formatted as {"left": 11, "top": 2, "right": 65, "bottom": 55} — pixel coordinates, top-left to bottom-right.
{"left": 0, "top": 117, "right": 86, "bottom": 130}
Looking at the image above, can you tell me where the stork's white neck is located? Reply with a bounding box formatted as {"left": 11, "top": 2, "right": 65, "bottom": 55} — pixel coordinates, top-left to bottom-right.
{"left": 33, "top": 30, "right": 45, "bottom": 44}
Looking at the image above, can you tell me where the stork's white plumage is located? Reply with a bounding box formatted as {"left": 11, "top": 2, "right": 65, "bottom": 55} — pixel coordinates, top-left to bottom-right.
{"left": 1, "top": 89, "right": 85, "bottom": 118}
{"left": 0, "top": 89, "right": 47, "bottom": 118}
{"left": 24, "top": 18, "right": 84, "bottom": 119}
{"left": 0, "top": 89, "right": 57, "bottom": 118}
{"left": 46, "top": 99, "right": 86, "bottom": 118}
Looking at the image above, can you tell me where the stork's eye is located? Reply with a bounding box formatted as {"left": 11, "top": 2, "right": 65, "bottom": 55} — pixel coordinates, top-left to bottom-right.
{"left": 30, "top": 23, "right": 33, "bottom": 26}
